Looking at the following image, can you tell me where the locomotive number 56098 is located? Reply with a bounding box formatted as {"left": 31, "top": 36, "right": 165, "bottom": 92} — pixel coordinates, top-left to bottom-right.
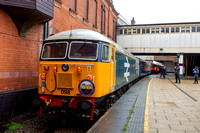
{"left": 61, "top": 89, "right": 70, "bottom": 95}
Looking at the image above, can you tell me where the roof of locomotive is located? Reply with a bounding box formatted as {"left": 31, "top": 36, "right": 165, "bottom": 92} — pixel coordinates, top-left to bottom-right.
{"left": 45, "top": 29, "right": 137, "bottom": 59}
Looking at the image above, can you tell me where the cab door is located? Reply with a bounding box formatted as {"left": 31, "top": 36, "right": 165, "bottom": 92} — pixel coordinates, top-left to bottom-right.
{"left": 110, "top": 46, "right": 115, "bottom": 93}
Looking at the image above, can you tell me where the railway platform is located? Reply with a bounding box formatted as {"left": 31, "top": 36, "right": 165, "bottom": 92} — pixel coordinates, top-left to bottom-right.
{"left": 87, "top": 74, "right": 200, "bottom": 133}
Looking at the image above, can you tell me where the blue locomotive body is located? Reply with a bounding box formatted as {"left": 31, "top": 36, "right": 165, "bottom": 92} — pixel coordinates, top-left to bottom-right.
{"left": 115, "top": 52, "right": 139, "bottom": 90}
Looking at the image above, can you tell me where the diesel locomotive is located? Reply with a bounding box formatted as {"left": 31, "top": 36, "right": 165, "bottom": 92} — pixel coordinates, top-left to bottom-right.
{"left": 35, "top": 29, "right": 152, "bottom": 120}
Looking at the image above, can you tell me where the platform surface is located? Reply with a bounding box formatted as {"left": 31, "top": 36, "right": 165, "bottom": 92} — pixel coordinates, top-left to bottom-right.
{"left": 88, "top": 75, "right": 200, "bottom": 133}
{"left": 146, "top": 75, "right": 200, "bottom": 133}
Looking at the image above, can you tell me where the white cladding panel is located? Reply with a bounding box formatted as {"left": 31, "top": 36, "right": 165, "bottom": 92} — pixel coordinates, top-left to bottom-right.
{"left": 117, "top": 32, "right": 200, "bottom": 53}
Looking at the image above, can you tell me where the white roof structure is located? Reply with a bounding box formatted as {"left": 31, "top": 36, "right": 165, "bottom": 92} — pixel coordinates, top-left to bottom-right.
{"left": 45, "top": 29, "right": 137, "bottom": 59}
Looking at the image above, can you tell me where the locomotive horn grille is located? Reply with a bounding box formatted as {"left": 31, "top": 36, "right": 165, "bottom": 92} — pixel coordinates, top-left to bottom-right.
{"left": 57, "top": 73, "right": 73, "bottom": 88}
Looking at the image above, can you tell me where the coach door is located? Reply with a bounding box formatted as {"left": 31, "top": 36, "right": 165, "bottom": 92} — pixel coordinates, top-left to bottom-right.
{"left": 110, "top": 46, "right": 115, "bottom": 93}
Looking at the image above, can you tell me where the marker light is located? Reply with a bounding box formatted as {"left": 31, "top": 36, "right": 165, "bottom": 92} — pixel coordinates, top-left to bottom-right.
{"left": 41, "top": 73, "right": 46, "bottom": 80}
{"left": 54, "top": 66, "right": 58, "bottom": 73}
{"left": 44, "top": 65, "right": 49, "bottom": 71}
{"left": 77, "top": 67, "right": 82, "bottom": 75}
{"left": 87, "top": 75, "right": 92, "bottom": 80}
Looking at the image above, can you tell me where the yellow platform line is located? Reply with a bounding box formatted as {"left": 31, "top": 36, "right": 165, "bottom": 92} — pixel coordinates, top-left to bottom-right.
{"left": 144, "top": 78, "right": 153, "bottom": 133}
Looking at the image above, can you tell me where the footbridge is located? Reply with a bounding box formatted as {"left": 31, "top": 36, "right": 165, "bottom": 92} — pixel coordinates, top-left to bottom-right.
{"left": 117, "top": 22, "right": 200, "bottom": 76}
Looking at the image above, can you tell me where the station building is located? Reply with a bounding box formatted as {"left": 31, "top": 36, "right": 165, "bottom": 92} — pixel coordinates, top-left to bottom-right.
{"left": 0, "top": 0, "right": 117, "bottom": 122}
{"left": 117, "top": 22, "right": 200, "bottom": 76}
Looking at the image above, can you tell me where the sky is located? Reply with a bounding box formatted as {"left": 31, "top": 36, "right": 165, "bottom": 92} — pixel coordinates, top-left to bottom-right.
{"left": 113, "top": 0, "right": 200, "bottom": 24}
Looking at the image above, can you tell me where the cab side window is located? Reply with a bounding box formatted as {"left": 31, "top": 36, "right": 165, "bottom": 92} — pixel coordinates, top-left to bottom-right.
{"left": 101, "top": 44, "right": 110, "bottom": 62}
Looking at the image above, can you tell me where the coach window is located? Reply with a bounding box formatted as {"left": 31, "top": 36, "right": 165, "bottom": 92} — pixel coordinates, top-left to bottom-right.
{"left": 101, "top": 44, "right": 110, "bottom": 62}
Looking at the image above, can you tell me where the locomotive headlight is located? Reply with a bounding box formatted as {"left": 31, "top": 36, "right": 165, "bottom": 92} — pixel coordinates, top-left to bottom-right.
{"left": 62, "top": 64, "right": 69, "bottom": 71}
{"left": 77, "top": 101, "right": 93, "bottom": 111}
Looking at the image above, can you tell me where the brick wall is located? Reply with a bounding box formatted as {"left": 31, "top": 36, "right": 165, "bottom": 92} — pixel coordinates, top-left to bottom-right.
{"left": 50, "top": 0, "right": 117, "bottom": 41}
{"left": 0, "top": 0, "right": 118, "bottom": 121}
{"left": 0, "top": 8, "right": 43, "bottom": 92}
{"left": 0, "top": 0, "right": 117, "bottom": 93}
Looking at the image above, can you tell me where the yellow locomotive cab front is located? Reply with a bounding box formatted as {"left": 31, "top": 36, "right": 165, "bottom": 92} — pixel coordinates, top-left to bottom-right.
{"left": 38, "top": 61, "right": 97, "bottom": 97}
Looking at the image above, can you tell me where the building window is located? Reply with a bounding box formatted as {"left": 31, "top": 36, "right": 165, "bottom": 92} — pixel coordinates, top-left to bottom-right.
{"left": 171, "top": 27, "right": 175, "bottom": 33}
{"left": 166, "top": 27, "right": 169, "bottom": 33}
{"left": 192, "top": 27, "right": 196, "bottom": 32}
{"left": 113, "top": 18, "right": 115, "bottom": 39}
{"left": 156, "top": 28, "right": 159, "bottom": 33}
{"left": 181, "top": 27, "right": 186, "bottom": 33}
{"left": 197, "top": 27, "right": 200, "bottom": 32}
{"left": 124, "top": 29, "right": 127, "bottom": 34}
{"left": 94, "top": 0, "right": 97, "bottom": 26}
{"left": 176, "top": 27, "right": 180, "bottom": 33}
{"left": 70, "top": 0, "right": 77, "bottom": 12}
{"left": 146, "top": 28, "right": 150, "bottom": 34}
{"left": 119, "top": 29, "right": 123, "bottom": 34}
{"left": 137, "top": 29, "right": 140, "bottom": 34}
{"left": 101, "top": 5, "right": 105, "bottom": 33}
{"left": 151, "top": 28, "right": 155, "bottom": 33}
{"left": 84, "top": 0, "right": 89, "bottom": 20}
{"left": 127, "top": 29, "right": 132, "bottom": 34}
{"left": 186, "top": 27, "right": 190, "bottom": 32}
{"left": 107, "top": 11, "right": 110, "bottom": 35}
{"left": 142, "top": 28, "right": 145, "bottom": 34}
{"left": 161, "top": 28, "right": 165, "bottom": 33}
{"left": 133, "top": 29, "right": 136, "bottom": 34}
